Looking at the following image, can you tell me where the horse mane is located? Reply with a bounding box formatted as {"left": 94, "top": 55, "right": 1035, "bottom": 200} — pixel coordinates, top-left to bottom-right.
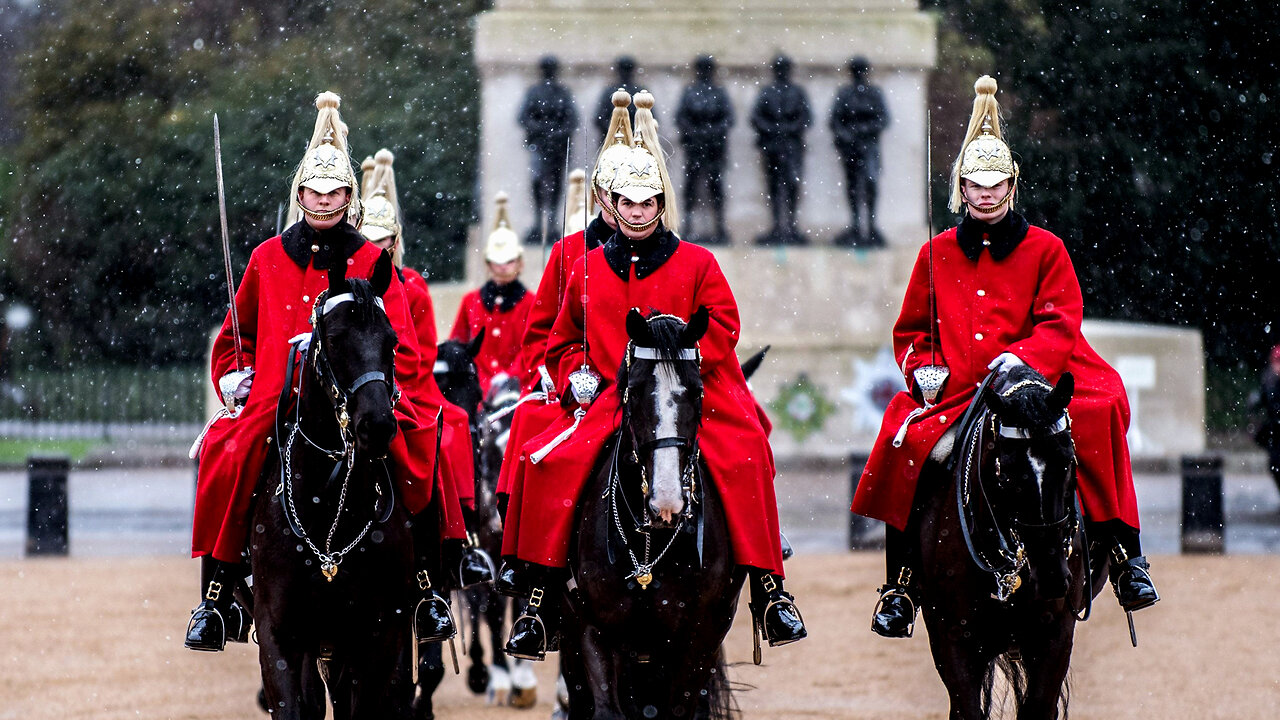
{"left": 615, "top": 312, "right": 702, "bottom": 413}
{"left": 339, "top": 278, "right": 382, "bottom": 324}
{"left": 992, "top": 364, "right": 1059, "bottom": 430}
{"left": 645, "top": 314, "right": 690, "bottom": 361}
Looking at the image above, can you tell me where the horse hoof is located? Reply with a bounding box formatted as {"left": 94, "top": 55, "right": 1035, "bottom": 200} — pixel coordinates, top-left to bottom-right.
{"left": 510, "top": 687, "right": 537, "bottom": 709}
{"left": 467, "top": 664, "right": 489, "bottom": 695}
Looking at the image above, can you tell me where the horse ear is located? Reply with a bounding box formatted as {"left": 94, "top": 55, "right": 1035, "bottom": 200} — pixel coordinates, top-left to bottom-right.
{"left": 626, "top": 308, "right": 651, "bottom": 344}
{"left": 467, "top": 329, "right": 484, "bottom": 359}
{"left": 328, "top": 256, "right": 348, "bottom": 295}
{"left": 682, "top": 306, "right": 711, "bottom": 347}
{"left": 370, "top": 250, "right": 393, "bottom": 296}
{"left": 1049, "top": 371, "right": 1074, "bottom": 413}
{"left": 741, "top": 344, "right": 771, "bottom": 382}
{"left": 982, "top": 383, "right": 1005, "bottom": 415}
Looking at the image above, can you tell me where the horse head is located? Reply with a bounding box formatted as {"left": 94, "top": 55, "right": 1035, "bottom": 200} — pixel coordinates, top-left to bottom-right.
{"left": 308, "top": 251, "right": 399, "bottom": 458}
{"left": 619, "top": 306, "right": 709, "bottom": 526}
{"left": 435, "top": 332, "right": 484, "bottom": 423}
{"left": 981, "top": 365, "right": 1077, "bottom": 600}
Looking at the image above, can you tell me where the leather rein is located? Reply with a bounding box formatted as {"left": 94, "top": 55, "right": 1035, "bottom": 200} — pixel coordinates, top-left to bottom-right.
{"left": 272, "top": 290, "right": 399, "bottom": 581}
{"left": 606, "top": 341, "right": 704, "bottom": 589}
{"left": 953, "top": 372, "right": 1081, "bottom": 604}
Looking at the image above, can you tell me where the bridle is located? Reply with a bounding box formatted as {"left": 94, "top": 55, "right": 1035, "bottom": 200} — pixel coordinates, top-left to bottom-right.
{"left": 607, "top": 339, "right": 703, "bottom": 590}
{"left": 955, "top": 374, "right": 1079, "bottom": 603}
{"left": 274, "top": 289, "right": 400, "bottom": 582}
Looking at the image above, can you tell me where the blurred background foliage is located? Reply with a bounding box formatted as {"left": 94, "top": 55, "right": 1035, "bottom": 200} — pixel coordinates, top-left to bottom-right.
{"left": 0, "top": 0, "right": 1276, "bottom": 431}
{"left": 0, "top": 0, "right": 486, "bottom": 369}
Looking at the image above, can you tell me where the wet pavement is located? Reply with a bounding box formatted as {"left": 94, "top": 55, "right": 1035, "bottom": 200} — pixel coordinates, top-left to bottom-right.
{"left": 1, "top": 457, "right": 1278, "bottom": 558}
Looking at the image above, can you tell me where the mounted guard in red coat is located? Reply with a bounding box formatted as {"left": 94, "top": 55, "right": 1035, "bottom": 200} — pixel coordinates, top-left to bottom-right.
{"left": 852, "top": 77, "right": 1159, "bottom": 639}
{"left": 449, "top": 195, "right": 536, "bottom": 395}
{"left": 499, "top": 90, "right": 806, "bottom": 662}
{"left": 185, "top": 93, "right": 463, "bottom": 653}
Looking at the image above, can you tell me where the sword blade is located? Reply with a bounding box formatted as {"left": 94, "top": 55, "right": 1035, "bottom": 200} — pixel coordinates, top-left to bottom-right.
{"left": 214, "top": 114, "right": 244, "bottom": 371}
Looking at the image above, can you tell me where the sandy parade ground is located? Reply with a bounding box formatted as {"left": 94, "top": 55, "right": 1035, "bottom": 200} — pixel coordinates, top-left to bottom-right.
{"left": 2, "top": 551, "right": 1278, "bottom": 719}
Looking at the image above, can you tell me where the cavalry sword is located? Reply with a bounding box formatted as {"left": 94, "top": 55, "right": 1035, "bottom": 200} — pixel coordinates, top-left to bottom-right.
{"left": 214, "top": 113, "right": 245, "bottom": 372}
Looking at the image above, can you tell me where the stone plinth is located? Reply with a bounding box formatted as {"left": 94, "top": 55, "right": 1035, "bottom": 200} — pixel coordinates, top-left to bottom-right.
{"left": 430, "top": 244, "right": 1206, "bottom": 462}
{"left": 472, "top": 0, "right": 936, "bottom": 282}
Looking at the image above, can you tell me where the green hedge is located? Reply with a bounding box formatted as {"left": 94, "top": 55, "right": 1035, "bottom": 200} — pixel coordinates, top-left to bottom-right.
{"left": 0, "top": 364, "right": 204, "bottom": 424}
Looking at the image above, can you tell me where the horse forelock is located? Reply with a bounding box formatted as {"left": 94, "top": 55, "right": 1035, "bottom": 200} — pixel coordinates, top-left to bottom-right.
{"left": 645, "top": 314, "right": 689, "bottom": 361}
{"left": 339, "top": 278, "right": 382, "bottom": 324}
{"left": 993, "top": 365, "right": 1060, "bottom": 430}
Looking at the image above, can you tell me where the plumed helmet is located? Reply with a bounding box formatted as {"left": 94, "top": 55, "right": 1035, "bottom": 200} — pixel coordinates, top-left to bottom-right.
{"left": 949, "top": 75, "right": 1019, "bottom": 213}
{"left": 360, "top": 149, "right": 406, "bottom": 265}
{"left": 592, "top": 89, "right": 634, "bottom": 199}
{"left": 288, "top": 92, "right": 361, "bottom": 226}
{"left": 485, "top": 192, "right": 523, "bottom": 264}
{"left": 609, "top": 90, "right": 679, "bottom": 233}
{"left": 563, "top": 168, "right": 588, "bottom": 236}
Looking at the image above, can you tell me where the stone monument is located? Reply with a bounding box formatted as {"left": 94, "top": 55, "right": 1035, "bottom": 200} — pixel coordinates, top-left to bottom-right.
{"left": 675, "top": 55, "right": 733, "bottom": 245}
{"left": 750, "top": 54, "right": 812, "bottom": 246}
{"left": 830, "top": 56, "right": 890, "bottom": 248}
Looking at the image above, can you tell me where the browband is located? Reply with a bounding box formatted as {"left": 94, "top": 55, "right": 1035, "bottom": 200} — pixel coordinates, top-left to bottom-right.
{"left": 633, "top": 346, "right": 698, "bottom": 361}
{"left": 322, "top": 292, "right": 385, "bottom": 316}
{"left": 997, "top": 413, "right": 1069, "bottom": 439}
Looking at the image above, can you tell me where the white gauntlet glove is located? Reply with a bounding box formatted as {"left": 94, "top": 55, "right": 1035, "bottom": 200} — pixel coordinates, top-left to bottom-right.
{"left": 218, "top": 368, "right": 255, "bottom": 416}
{"left": 987, "top": 352, "right": 1025, "bottom": 374}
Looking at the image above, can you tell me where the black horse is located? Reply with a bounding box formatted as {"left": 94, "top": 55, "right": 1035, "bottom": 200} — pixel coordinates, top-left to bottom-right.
{"left": 562, "top": 308, "right": 741, "bottom": 720}
{"left": 250, "top": 253, "right": 417, "bottom": 719}
{"left": 914, "top": 365, "right": 1107, "bottom": 720}
{"left": 411, "top": 334, "right": 484, "bottom": 720}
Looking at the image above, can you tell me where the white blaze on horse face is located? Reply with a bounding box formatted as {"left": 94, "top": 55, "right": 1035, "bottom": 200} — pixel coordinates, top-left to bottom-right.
{"left": 650, "top": 363, "right": 687, "bottom": 522}
{"left": 1028, "top": 452, "right": 1047, "bottom": 501}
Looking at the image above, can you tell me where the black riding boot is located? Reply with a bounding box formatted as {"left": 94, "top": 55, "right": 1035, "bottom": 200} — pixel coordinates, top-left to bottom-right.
{"left": 749, "top": 569, "right": 807, "bottom": 649}
{"left": 185, "top": 556, "right": 252, "bottom": 652}
{"left": 1098, "top": 521, "right": 1159, "bottom": 612}
{"left": 496, "top": 557, "right": 534, "bottom": 598}
{"left": 411, "top": 512, "right": 457, "bottom": 644}
{"left": 504, "top": 565, "right": 562, "bottom": 661}
{"left": 455, "top": 507, "right": 496, "bottom": 588}
{"left": 414, "top": 568, "right": 457, "bottom": 644}
{"left": 871, "top": 527, "right": 918, "bottom": 639}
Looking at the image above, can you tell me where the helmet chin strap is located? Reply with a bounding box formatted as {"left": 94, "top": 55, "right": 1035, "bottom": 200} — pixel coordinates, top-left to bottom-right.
{"left": 609, "top": 198, "right": 664, "bottom": 234}
{"left": 964, "top": 179, "right": 1016, "bottom": 214}
{"left": 298, "top": 198, "right": 350, "bottom": 223}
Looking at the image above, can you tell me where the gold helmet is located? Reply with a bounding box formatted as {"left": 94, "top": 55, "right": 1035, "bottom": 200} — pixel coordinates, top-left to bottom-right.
{"left": 287, "top": 91, "right": 361, "bottom": 226}
{"left": 361, "top": 149, "right": 405, "bottom": 265}
{"left": 609, "top": 90, "right": 679, "bottom": 233}
{"left": 591, "top": 88, "right": 634, "bottom": 213}
{"left": 485, "top": 192, "right": 523, "bottom": 264}
{"left": 564, "top": 168, "right": 588, "bottom": 236}
{"left": 949, "top": 75, "right": 1019, "bottom": 213}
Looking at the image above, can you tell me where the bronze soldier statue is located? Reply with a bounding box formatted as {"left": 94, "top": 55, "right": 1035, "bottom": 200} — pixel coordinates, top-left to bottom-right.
{"left": 519, "top": 55, "right": 579, "bottom": 245}
{"left": 676, "top": 55, "right": 734, "bottom": 245}
{"left": 750, "top": 55, "right": 811, "bottom": 245}
{"left": 831, "top": 57, "right": 889, "bottom": 247}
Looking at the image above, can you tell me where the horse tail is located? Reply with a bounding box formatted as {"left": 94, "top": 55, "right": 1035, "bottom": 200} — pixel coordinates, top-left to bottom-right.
{"left": 704, "top": 647, "right": 739, "bottom": 720}
{"left": 980, "top": 654, "right": 1027, "bottom": 719}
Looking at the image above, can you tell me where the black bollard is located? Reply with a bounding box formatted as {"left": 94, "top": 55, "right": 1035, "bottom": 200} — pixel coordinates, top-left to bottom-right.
{"left": 1180, "top": 454, "right": 1224, "bottom": 554}
{"left": 27, "top": 455, "right": 71, "bottom": 556}
{"left": 848, "top": 453, "right": 882, "bottom": 550}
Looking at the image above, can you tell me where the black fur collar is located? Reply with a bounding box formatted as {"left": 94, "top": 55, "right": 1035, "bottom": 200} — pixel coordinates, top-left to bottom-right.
{"left": 602, "top": 225, "right": 680, "bottom": 280}
{"left": 956, "top": 210, "right": 1030, "bottom": 262}
{"left": 584, "top": 214, "right": 611, "bottom": 251}
{"left": 480, "top": 279, "right": 527, "bottom": 312}
{"left": 280, "top": 220, "right": 368, "bottom": 270}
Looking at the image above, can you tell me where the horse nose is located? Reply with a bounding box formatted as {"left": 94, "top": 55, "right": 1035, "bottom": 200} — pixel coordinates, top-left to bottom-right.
{"left": 1032, "top": 554, "right": 1070, "bottom": 600}
{"left": 356, "top": 411, "right": 397, "bottom": 454}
